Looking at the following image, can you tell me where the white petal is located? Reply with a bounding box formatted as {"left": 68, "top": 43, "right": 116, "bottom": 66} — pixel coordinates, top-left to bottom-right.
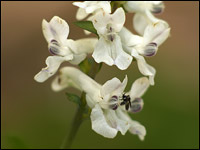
{"left": 79, "top": 74, "right": 101, "bottom": 104}
{"left": 94, "top": 35, "right": 132, "bottom": 70}
{"left": 73, "top": 2, "right": 86, "bottom": 8}
{"left": 133, "top": 10, "right": 162, "bottom": 36}
{"left": 42, "top": 19, "right": 53, "bottom": 43}
{"left": 137, "top": 58, "right": 156, "bottom": 86}
{"left": 76, "top": 8, "right": 88, "bottom": 20}
{"left": 69, "top": 53, "right": 86, "bottom": 65}
{"left": 129, "top": 77, "right": 150, "bottom": 99}
{"left": 151, "top": 1, "right": 163, "bottom": 5}
{"left": 123, "top": 1, "right": 143, "bottom": 13}
{"left": 52, "top": 67, "right": 100, "bottom": 92}
{"left": 111, "top": 8, "right": 126, "bottom": 32}
{"left": 42, "top": 16, "right": 69, "bottom": 44}
{"left": 116, "top": 109, "right": 146, "bottom": 141}
{"left": 101, "top": 75, "right": 128, "bottom": 100}
{"left": 115, "top": 109, "right": 130, "bottom": 121}
{"left": 64, "top": 38, "right": 97, "bottom": 64}
{"left": 73, "top": 1, "right": 111, "bottom": 14}
{"left": 75, "top": 38, "right": 98, "bottom": 54}
{"left": 59, "top": 66, "right": 101, "bottom": 93}
{"left": 91, "top": 104, "right": 118, "bottom": 138}
{"left": 85, "top": 3, "right": 101, "bottom": 14}
{"left": 119, "top": 27, "right": 143, "bottom": 47}
{"left": 86, "top": 94, "right": 96, "bottom": 108}
{"left": 129, "top": 120, "right": 146, "bottom": 141}
{"left": 143, "top": 21, "right": 170, "bottom": 46}
{"left": 34, "top": 55, "right": 73, "bottom": 83}
{"left": 51, "top": 75, "right": 75, "bottom": 92}
{"left": 51, "top": 66, "right": 101, "bottom": 93}
{"left": 114, "top": 36, "right": 133, "bottom": 70}
{"left": 92, "top": 12, "right": 110, "bottom": 35}
{"left": 112, "top": 75, "right": 128, "bottom": 96}
{"left": 97, "top": 1, "right": 111, "bottom": 13}
{"left": 83, "top": 1, "right": 111, "bottom": 14}
{"left": 145, "top": 9, "right": 161, "bottom": 23}
{"left": 105, "top": 110, "right": 130, "bottom": 135}
{"left": 133, "top": 13, "right": 149, "bottom": 35}
{"left": 101, "top": 77, "right": 121, "bottom": 97}
{"left": 92, "top": 8, "right": 124, "bottom": 35}
{"left": 131, "top": 49, "right": 156, "bottom": 85}
{"left": 92, "top": 37, "right": 114, "bottom": 66}
{"left": 152, "top": 28, "right": 170, "bottom": 47}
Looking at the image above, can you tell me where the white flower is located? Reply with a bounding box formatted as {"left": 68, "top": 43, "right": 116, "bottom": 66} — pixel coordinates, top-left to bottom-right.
{"left": 52, "top": 67, "right": 150, "bottom": 140}
{"left": 92, "top": 8, "right": 132, "bottom": 70}
{"left": 119, "top": 21, "right": 170, "bottom": 85}
{"left": 73, "top": 1, "right": 111, "bottom": 20}
{"left": 124, "top": 1, "right": 164, "bottom": 14}
{"left": 34, "top": 16, "right": 97, "bottom": 83}
{"left": 73, "top": 1, "right": 111, "bottom": 35}
{"left": 123, "top": 1, "right": 166, "bottom": 35}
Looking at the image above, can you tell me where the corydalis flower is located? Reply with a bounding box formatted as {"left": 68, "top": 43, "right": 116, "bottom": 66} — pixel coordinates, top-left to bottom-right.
{"left": 92, "top": 8, "right": 132, "bottom": 70}
{"left": 52, "top": 67, "right": 150, "bottom": 140}
{"left": 73, "top": 1, "right": 111, "bottom": 20}
{"left": 124, "top": 1, "right": 164, "bottom": 14}
{"left": 119, "top": 21, "right": 170, "bottom": 85}
{"left": 34, "top": 16, "right": 97, "bottom": 83}
{"left": 123, "top": 1, "right": 166, "bottom": 35}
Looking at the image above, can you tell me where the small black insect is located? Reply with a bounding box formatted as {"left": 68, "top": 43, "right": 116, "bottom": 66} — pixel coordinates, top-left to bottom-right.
{"left": 120, "top": 93, "right": 131, "bottom": 111}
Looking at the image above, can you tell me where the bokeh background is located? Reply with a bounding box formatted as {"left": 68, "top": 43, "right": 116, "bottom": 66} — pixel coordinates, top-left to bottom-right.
{"left": 1, "top": 1, "right": 199, "bottom": 149}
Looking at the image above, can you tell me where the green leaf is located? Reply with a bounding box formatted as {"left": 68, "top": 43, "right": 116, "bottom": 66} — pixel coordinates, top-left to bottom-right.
{"left": 74, "top": 21, "right": 98, "bottom": 35}
{"left": 66, "top": 92, "right": 81, "bottom": 106}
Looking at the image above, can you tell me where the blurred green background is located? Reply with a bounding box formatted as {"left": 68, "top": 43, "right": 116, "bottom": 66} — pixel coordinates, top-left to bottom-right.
{"left": 1, "top": 1, "right": 199, "bottom": 149}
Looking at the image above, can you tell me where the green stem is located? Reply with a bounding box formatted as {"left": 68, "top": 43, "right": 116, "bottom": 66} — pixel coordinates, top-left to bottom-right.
{"left": 60, "top": 59, "right": 102, "bottom": 149}
{"left": 60, "top": 93, "right": 86, "bottom": 149}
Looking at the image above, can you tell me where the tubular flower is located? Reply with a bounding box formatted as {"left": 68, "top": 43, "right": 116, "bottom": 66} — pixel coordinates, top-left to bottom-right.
{"left": 123, "top": 1, "right": 167, "bottom": 35}
{"left": 73, "top": 1, "right": 111, "bottom": 20}
{"left": 52, "top": 67, "right": 150, "bottom": 140}
{"left": 92, "top": 8, "right": 132, "bottom": 70}
{"left": 73, "top": 1, "right": 111, "bottom": 34}
{"left": 119, "top": 21, "right": 170, "bottom": 85}
{"left": 34, "top": 16, "right": 97, "bottom": 82}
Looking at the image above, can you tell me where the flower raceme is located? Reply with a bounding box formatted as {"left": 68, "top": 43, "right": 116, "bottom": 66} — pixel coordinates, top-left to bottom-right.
{"left": 52, "top": 67, "right": 150, "bottom": 140}
{"left": 34, "top": 1, "right": 171, "bottom": 143}
{"left": 34, "top": 16, "right": 97, "bottom": 83}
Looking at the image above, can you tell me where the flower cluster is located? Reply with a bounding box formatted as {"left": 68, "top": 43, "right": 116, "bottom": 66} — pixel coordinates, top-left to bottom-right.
{"left": 34, "top": 1, "right": 170, "bottom": 140}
